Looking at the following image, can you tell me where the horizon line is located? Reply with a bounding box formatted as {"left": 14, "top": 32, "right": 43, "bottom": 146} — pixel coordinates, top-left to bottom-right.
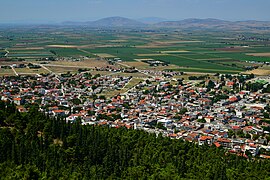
{"left": 1, "top": 16, "right": 270, "bottom": 25}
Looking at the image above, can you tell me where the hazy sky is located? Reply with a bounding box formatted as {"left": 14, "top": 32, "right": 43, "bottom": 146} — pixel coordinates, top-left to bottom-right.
{"left": 1, "top": 0, "right": 270, "bottom": 23}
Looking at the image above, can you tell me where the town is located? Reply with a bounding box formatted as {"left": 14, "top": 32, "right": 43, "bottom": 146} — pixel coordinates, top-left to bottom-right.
{"left": 1, "top": 66, "right": 270, "bottom": 159}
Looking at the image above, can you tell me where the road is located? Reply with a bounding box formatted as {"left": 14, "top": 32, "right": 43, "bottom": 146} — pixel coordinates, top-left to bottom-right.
{"left": 4, "top": 48, "right": 9, "bottom": 57}
{"left": 10, "top": 66, "right": 18, "bottom": 76}
{"left": 116, "top": 62, "right": 131, "bottom": 68}
{"left": 33, "top": 63, "right": 53, "bottom": 74}
{"left": 77, "top": 48, "right": 93, "bottom": 56}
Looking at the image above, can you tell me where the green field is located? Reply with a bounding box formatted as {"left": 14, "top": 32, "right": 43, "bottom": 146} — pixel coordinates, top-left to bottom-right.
{"left": 0, "top": 26, "right": 270, "bottom": 73}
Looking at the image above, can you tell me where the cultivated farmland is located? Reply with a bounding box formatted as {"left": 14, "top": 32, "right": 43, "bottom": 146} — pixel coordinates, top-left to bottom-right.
{"left": 0, "top": 26, "right": 270, "bottom": 74}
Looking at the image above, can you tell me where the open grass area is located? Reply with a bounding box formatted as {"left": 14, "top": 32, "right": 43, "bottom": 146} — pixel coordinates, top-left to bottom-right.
{"left": 0, "top": 69, "right": 15, "bottom": 76}
{"left": 45, "top": 66, "right": 80, "bottom": 74}
{"left": 243, "top": 65, "right": 270, "bottom": 76}
{"left": 99, "top": 78, "right": 145, "bottom": 98}
{"left": 119, "top": 78, "right": 144, "bottom": 94}
{"left": 15, "top": 68, "right": 49, "bottom": 75}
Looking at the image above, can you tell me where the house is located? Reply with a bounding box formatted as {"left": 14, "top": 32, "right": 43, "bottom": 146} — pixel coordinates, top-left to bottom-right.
{"left": 67, "top": 114, "right": 83, "bottom": 122}
{"left": 245, "top": 144, "right": 260, "bottom": 156}
{"left": 52, "top": 109, "right": 65, "bottom": 116}
{"left": 205, "top": 116, "right": 214, "bottom": 123}
{"left": 217, "top": 138, "right": 232, "bottom": 148}
{"left": 227, "top": 81, "right": 235, "bottom": 88}
{"left": 198, "top": 136, "right": 213, "bottom": 146}
{"left": 13, "top": 97, "right": 24, "bottom": 105}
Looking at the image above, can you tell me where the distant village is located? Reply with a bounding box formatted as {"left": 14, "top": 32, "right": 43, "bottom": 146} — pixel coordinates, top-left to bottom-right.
{"left": 1, "top": 69, "right": 270, "bottom": 159}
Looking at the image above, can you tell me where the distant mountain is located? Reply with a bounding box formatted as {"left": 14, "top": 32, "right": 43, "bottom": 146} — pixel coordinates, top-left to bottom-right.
{"left": 61, "top": 17, "right": 270, "bottom": 30}
{"left": 137, "top": 17, "right": 168, "bottom": 24}
{"left": 89, "top": 17, "right": 145, "bottom": 27}
{"left": 62, "top": 17, "right": 145, "bottom": 27}
{"left": 155, "top": 18, "right": 270, "bottom": 30}
{"left": 155, "top": 18, "right": 231, "bottom": 27}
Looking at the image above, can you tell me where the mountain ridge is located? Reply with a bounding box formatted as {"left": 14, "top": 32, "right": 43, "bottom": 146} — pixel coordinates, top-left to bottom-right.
{"left": 61, "top": 17, "right": 270, "bottom": 30}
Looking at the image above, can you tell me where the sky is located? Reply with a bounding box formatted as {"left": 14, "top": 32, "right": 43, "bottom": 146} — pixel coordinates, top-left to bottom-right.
{"left": 1, "top": 0, "right": 270, "bottom": 23}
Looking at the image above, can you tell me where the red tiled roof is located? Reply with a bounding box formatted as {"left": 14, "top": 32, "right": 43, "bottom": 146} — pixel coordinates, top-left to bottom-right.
{"left": 217, "top": 138, "right": 231, "bottom": 143}
{"left": 169, "top": 133, "right": 177, "bottom": 137}
{"left": 53, "top": 110, "right": 64, "bottom": 113}
{"left": 214, "top": 142, "right": 221, "bottom": 148}
{"left": 13, "top": 97, "right": 22, "bottom": 101}
{"left": 249, "top": 143, "right": 258, "bottom": 148}
{"left": 200, "top": 136, "right": 213, "bottom": 141}
{"left": 125, "top": 124, "right": 132, "bottom": 129}
{"left": 232, "top": 126, "right": 241, "bottom": 130}
{"left": 260, "top": 155, "right": 270, "bottom": 159}
{"left": 229, "top": 96, "right": 238, "bottom": 102}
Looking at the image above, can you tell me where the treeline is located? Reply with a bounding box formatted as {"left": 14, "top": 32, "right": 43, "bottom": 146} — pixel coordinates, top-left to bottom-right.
{"left": 0, "top": 101, "right": 269, "bottom": 179}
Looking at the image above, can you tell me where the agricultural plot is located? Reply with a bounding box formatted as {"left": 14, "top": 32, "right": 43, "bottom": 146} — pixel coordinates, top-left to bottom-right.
{"left": 160, "top": 50, "right": 190, "bottom": 54}
{"left": 46, "top": 48, "right": 89, "bottom": 57}
{"left": 180, "top": 54, "right": 221, "bottom": 60}
{"left": 246, "top": 53, "right": 270, "bottom": 57}
{"left": 143, "top": 55, "right": 242, "bottom": 71}
{"left": 137, "top": 54, "right": 168, "bottom": 56}
{"left": 46, "top": 58, "right": 110, "bottom": 68}
{"left": 213, "top": 53, "right": 270, "bottom": 62}
{"left": 87, "top": 47, "right": 152, "bottom": 61}
{"left": 1, "top": 26, "right": 270, "bottom": 74}
{"left": 94, "top": 53, "right": 116, "bottom": 58}
{"left": 6, "top": 48, "right": 53, "bottom": 60}
{"left": 209, "top": 60, "right": 256, "bottom": 70}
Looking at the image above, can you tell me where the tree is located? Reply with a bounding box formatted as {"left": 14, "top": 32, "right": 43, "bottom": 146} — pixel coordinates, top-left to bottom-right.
{"left": 179, "top": 108, "right": 187, "bottom": 115}
{"left": 263, "top": 112, "right": 270, "bottom": 119}
{"left": 99, "top": 95, "right": 106, "bottom": 100}
{"left": 71, "top": 98, "right": 81, "bottom": 105}
{"left": 207, "top": 80, "right": 215, "bottom": 90}
{"left": 228, "top": 129, "right": 235, "bottom": 138}
{"left": 156, "top": 122, "right": 166, "bottom": 130}
{"left": 197, "top": 118, "right": 206, "bottom": 123}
